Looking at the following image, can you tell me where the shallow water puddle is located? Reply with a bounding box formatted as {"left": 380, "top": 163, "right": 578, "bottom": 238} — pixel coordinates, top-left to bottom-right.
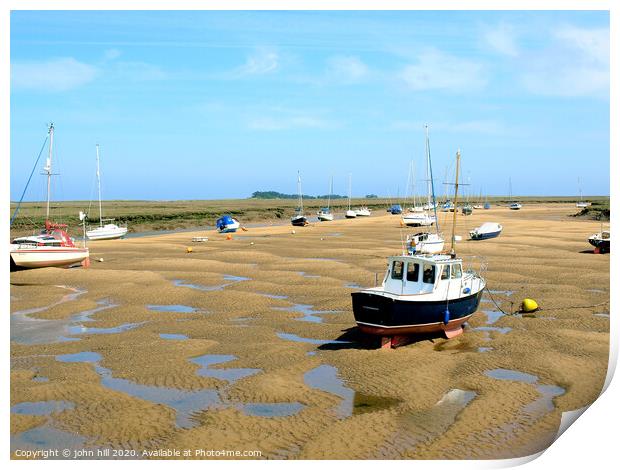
{"left": 304, "top": 365, "right": 354, "bottom": 417}
{"left": 241, "top": 402, "right": 304, "bottom": 418}
{"left": 273, "top": 304, "right": 340, "bottom": 323}
{"left": 160, "top": 333, "right": 189, "bottom": 340}
{"left": 297, "top": 271, "right": 321, "bottom": 279}
{"left": 172, "top": 274, "right": 250, "bottom": 292}
{"left": 11, "top": 400, "right": 75, "bottom": 416}
{"left": 12, "top": 425, "right": 88, "bottom": 455}
{"left": 260, "top": 293, "right": 289, "bottom": 300}
{"left": 485, "top": 368, "right": 565, "bottom": 421}
{"left": 471, "top": 326, "right": 512, "bottom": 335}
{"left": 594, "top": 312, "right": 610, "bottom": 318}
{"left": 190, "top": 354, "right": 260, "bottom": 383}
{"left": 55, "top": 351, "right": 221, "bottom": 428}
{"left": 488, "top": 289, "right": 515, "bottom": 297}
{"left": 147, "top": 304, "right": 197, "bottom": 313}
{"left": 482, "top": 308, "right": 505, "bottom": 325}
{"left": 12, "top": 286, "right": 87, "bottom": 317}
{"left": 345, "top": 283, "right": 362, "bottom": 289}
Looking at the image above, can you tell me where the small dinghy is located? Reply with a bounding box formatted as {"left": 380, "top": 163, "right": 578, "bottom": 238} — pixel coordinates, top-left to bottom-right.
{"left": 407, "top": 232, "right": 445, "bottom": 254}
{"left": 216, "top": 215, "right": 241, "bottom": 233}
{"left": 470, "top": 222, "right": 502, "bottom": 240}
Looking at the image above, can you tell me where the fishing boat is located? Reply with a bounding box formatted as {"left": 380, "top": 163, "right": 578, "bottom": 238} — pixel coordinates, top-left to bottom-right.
{"left": 216, "top": 215, "right": 241, "bottom": 233}
{"left": 345, "top": 174, "right": 357, "bottom": 219}
{"left": 317, "top": 177, "right": 334, "bottom": 221}
{"left": 588, "top": 226, "right": 610, "bottom": 253}
{"left": 576, "top": 178, "right": 591, "bottom": 208}
{"left": 351, "top": 149, "right": 485, "bottom": 341}
{"left": 508, "top": 178, "right": 522, "bottom": 210}
{"left": 461, "top": 203, "right": 473, "bottom": 215}
{"left": 85, "top": 144, "right": 128, "bottom": 240}
{"left": 291, "top": 172, "right": 308, "bottom": 226}
{"left": 10, "top": 123, "right": 89, "bottom": 270}
{"left": 470, "top": 222, "right": 503, "bottom": 240}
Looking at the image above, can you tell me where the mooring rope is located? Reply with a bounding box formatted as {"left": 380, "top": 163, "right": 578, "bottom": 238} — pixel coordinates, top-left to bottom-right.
{"left": 10, "top": 136, "right": 48, "bottom": 227}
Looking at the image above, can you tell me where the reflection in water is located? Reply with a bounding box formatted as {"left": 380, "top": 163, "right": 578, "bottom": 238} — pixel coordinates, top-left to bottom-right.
{"left": 11, "top": 400, "right": 75, "bottom": 416}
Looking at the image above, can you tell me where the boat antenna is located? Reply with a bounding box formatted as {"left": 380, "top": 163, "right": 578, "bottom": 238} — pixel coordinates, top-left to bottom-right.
{"left": 450, "top": 149, "right": 461, "bottom": 254}
{"left": 425, "top": 124, "right": 440, "bottom": 233}
{"left": 10, "top": 132, "right": 49, "bottom": 226}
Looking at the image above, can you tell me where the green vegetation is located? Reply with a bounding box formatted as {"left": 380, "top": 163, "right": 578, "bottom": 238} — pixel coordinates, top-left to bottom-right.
{"left": 251, "top": 191, "right": 346, "bottom": 199}
{"left": 571, "top": 200, "right": 610, "bottom": 221}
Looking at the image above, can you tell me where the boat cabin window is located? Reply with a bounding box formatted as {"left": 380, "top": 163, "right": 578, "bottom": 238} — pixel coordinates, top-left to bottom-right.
{"left": 441, "top": 265, "right": 450, "bottom": 280}
{"left": 451, "top": 264, "right": 462, "bottom": 279}
{"left": 407, "top": 262, "right": 419, "bottom": 282}
{"left": 391, "top": 261, "right": 404, "bottom": 280}
{"left": 423, "top": 263, "right": 435, "bottom": 284}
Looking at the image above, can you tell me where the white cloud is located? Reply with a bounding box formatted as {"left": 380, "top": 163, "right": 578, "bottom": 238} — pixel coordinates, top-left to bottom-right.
{"left": 399, "top": 49, "right": 488, "bottom": 93}
{"left": 483, "top": 23, "right": 519, "bottom": 56}
{"left": 326, "top": 55, "right": 369, "bottom": 83}
{"left": 110, "top": 61, "right": 167, "bottom": 81}
{"left": 12, "top": 57, "right": 98, "bottom": 92}
{"left": 236, "top": 48, "right": 279, "bottom": 76}
{"left": 520, "top": 25, "right": 609, "bottom": 98}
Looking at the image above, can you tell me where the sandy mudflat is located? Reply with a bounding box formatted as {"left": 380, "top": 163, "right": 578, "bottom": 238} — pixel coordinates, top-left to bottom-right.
{"left": 10, "top": 204, "right": 610, "bottom": 459}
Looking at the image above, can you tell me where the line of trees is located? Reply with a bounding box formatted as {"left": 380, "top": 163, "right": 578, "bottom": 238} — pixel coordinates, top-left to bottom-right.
{"left": 251, "top": 191, "right": 348, "bottom": 200}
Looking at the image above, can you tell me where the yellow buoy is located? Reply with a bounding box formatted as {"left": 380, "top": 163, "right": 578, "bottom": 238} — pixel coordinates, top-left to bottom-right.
{"left": 186, "top": 247, "right": 193, "bottom": 253}
{"left": 521, "top": 298, "right": 538, "bottom": 313}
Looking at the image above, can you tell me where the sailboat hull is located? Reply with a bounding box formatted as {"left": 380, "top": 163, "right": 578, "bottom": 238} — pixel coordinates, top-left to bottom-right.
{"left": 317, "top": 213, "right": 334, "bottom": 221}
{"left": 291, "top": 216, "right": 308, "bottom": 227}
{"left": 86, "top": 225, "right": 128, "bottom": 240}
{"left": 10, "top": 246, "right": 89, "bottom": 269}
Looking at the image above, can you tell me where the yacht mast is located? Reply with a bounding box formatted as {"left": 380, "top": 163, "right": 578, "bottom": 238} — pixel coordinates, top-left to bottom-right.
{"left": 96, "top": 144, "right": 103, "bottom": 226}
{"left": 348, "top": 173, "right": 352, "bottom": 211}
{"left": 297, "top": 171, "right": 303, "bottom": 213}
{"left": 44, "top": 123, "right": 54, "bottom": 220}
{"left": 450, "top": 149, "right": 461, "bottom": 253}
{"left": 425, "top": 124, "right": 440, "bottom": 233}
{"left": 328, "top": 176, "right": 332, "bottom": 210}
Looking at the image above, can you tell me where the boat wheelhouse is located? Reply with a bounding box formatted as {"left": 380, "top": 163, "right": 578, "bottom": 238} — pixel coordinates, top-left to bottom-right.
{"left": 351, "top": 253, "right": 485, "bottom": 337}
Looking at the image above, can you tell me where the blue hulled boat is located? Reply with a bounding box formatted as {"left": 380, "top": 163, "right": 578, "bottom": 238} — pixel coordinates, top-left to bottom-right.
{"left": 216, "top": 215, "right": 240, "bottom": 233}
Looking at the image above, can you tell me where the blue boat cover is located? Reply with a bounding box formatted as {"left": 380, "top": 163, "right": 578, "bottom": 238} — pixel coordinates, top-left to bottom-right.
{"left": 216, "top": 215, "right": 235, "bottom": 229}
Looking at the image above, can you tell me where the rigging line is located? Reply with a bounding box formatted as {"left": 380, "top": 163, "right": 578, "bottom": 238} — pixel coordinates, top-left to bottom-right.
{"left": 10, "top": 136, "right": 49, "bottom": 227}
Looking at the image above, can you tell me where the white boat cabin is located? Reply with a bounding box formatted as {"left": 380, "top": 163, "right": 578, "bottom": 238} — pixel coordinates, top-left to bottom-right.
{"left": 373, "top": 254, "right": 484, "bottom": 300}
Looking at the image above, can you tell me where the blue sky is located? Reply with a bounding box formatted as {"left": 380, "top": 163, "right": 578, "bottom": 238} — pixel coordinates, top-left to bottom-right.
{"left": 10, "top": 10, "right": 610, "bottom": 201}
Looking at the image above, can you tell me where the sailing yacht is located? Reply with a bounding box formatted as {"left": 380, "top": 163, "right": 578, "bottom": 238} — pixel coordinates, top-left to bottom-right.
{"left": 402, "top": 142, "right": 436, "bottom": 227}
{"left": 317, "top": 177, "right": 334, "bottom": 221}
{"left": 508, "top": 178, "right": 522, "bottom": 210}
{"left": 10, "top": 123, "right": 89, "bottom": 270}
{"left": 576, "top": 177, "right": 591, "bottom": 208}
{"left": 291, "top": 172, "right": 308, "bottom": 226}
{"left": 351, "top": 148, "right": 485, "bottom": 342}
{"left": 85, "top": 144, "right": 128, "bottom": 240}
{"left": 345, "top": 174, "right": 357, "bottom": 219}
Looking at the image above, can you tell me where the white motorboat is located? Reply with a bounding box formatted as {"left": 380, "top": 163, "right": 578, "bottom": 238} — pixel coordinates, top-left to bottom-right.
{"left": 10, "top": 123, "right": 89, "bottom": 270}
{"left": 470, "top": 222, "right": 503, "bottom": 240}
{"left": 355, "top": 207, "right": 371, "bottom": 217}
{"left": 402, "top": 211, "right": 435, "bottom": 227}
{"left": 407, "top": 232, "right": 444, "bottom": 254}
{"left": 86, "top": 144, "right": 127, "bottom": 240}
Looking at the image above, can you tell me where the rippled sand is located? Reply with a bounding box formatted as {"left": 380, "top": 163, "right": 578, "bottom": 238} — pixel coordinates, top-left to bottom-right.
{"left": 10, "top": 204, "right": 610, "bottom": 459}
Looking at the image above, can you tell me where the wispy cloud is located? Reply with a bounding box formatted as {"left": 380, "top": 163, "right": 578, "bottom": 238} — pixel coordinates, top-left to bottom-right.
{"left": 399, "top": 49, "right": 488, "bottom": 93}
{"left": 520, "top": 25, "right": 609, "bottom": 98}
{"left": 11, "top": 57, "right": 98, "bottom": 92}
{"left": 235, "top": 48, "right": 280, "bottom": 76}
{"left": 109, "top": 61, "right": 168, "bottom": 81}
{"left": 482, "top": 22, "right": 519, "bottom": 56}
{"left": 247, "top": 108, "right": 337, "bottom": 131}
{"left": 326, "top": 55, "right": 369, "bottom": 83}
{"left": 103, "top": 48, "right": 122, "bottom": 60}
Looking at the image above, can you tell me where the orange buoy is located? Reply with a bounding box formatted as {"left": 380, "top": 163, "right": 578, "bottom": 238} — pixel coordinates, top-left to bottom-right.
{"left": 226, "top": 234, "right": 233, "bottom": 240}
{"left": 186, "top": 247, "right": 193, "bottom": 253}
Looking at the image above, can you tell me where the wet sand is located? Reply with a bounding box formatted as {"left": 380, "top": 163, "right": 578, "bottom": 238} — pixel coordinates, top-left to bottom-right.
{"left": 10, "top": 203, "right": 610, "bottom": 459}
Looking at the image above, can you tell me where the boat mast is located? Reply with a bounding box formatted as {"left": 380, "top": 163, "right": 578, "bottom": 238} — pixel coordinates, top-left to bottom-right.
{"left": 297, "top": 171, "right": 303, "bottom": 213}
{"left": 348, "top": 173, "right": 352, "bottom": 211}
{"left": 44, "top": 123, "right": 54, "bottom": 220}
{"left": 450, "top": 149, "right": 461, "bottom": 253}
{"left": 96, "top": 144, "right": 103, "bottom": 226}
{"left": 425, "top": 124, "right": 440, "bottom": 233}
{"left": 425, "top": 129, "right": 432, "bottom": 209}
{"left": 328, "top": 176, "right": 332, "bottom": 210}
